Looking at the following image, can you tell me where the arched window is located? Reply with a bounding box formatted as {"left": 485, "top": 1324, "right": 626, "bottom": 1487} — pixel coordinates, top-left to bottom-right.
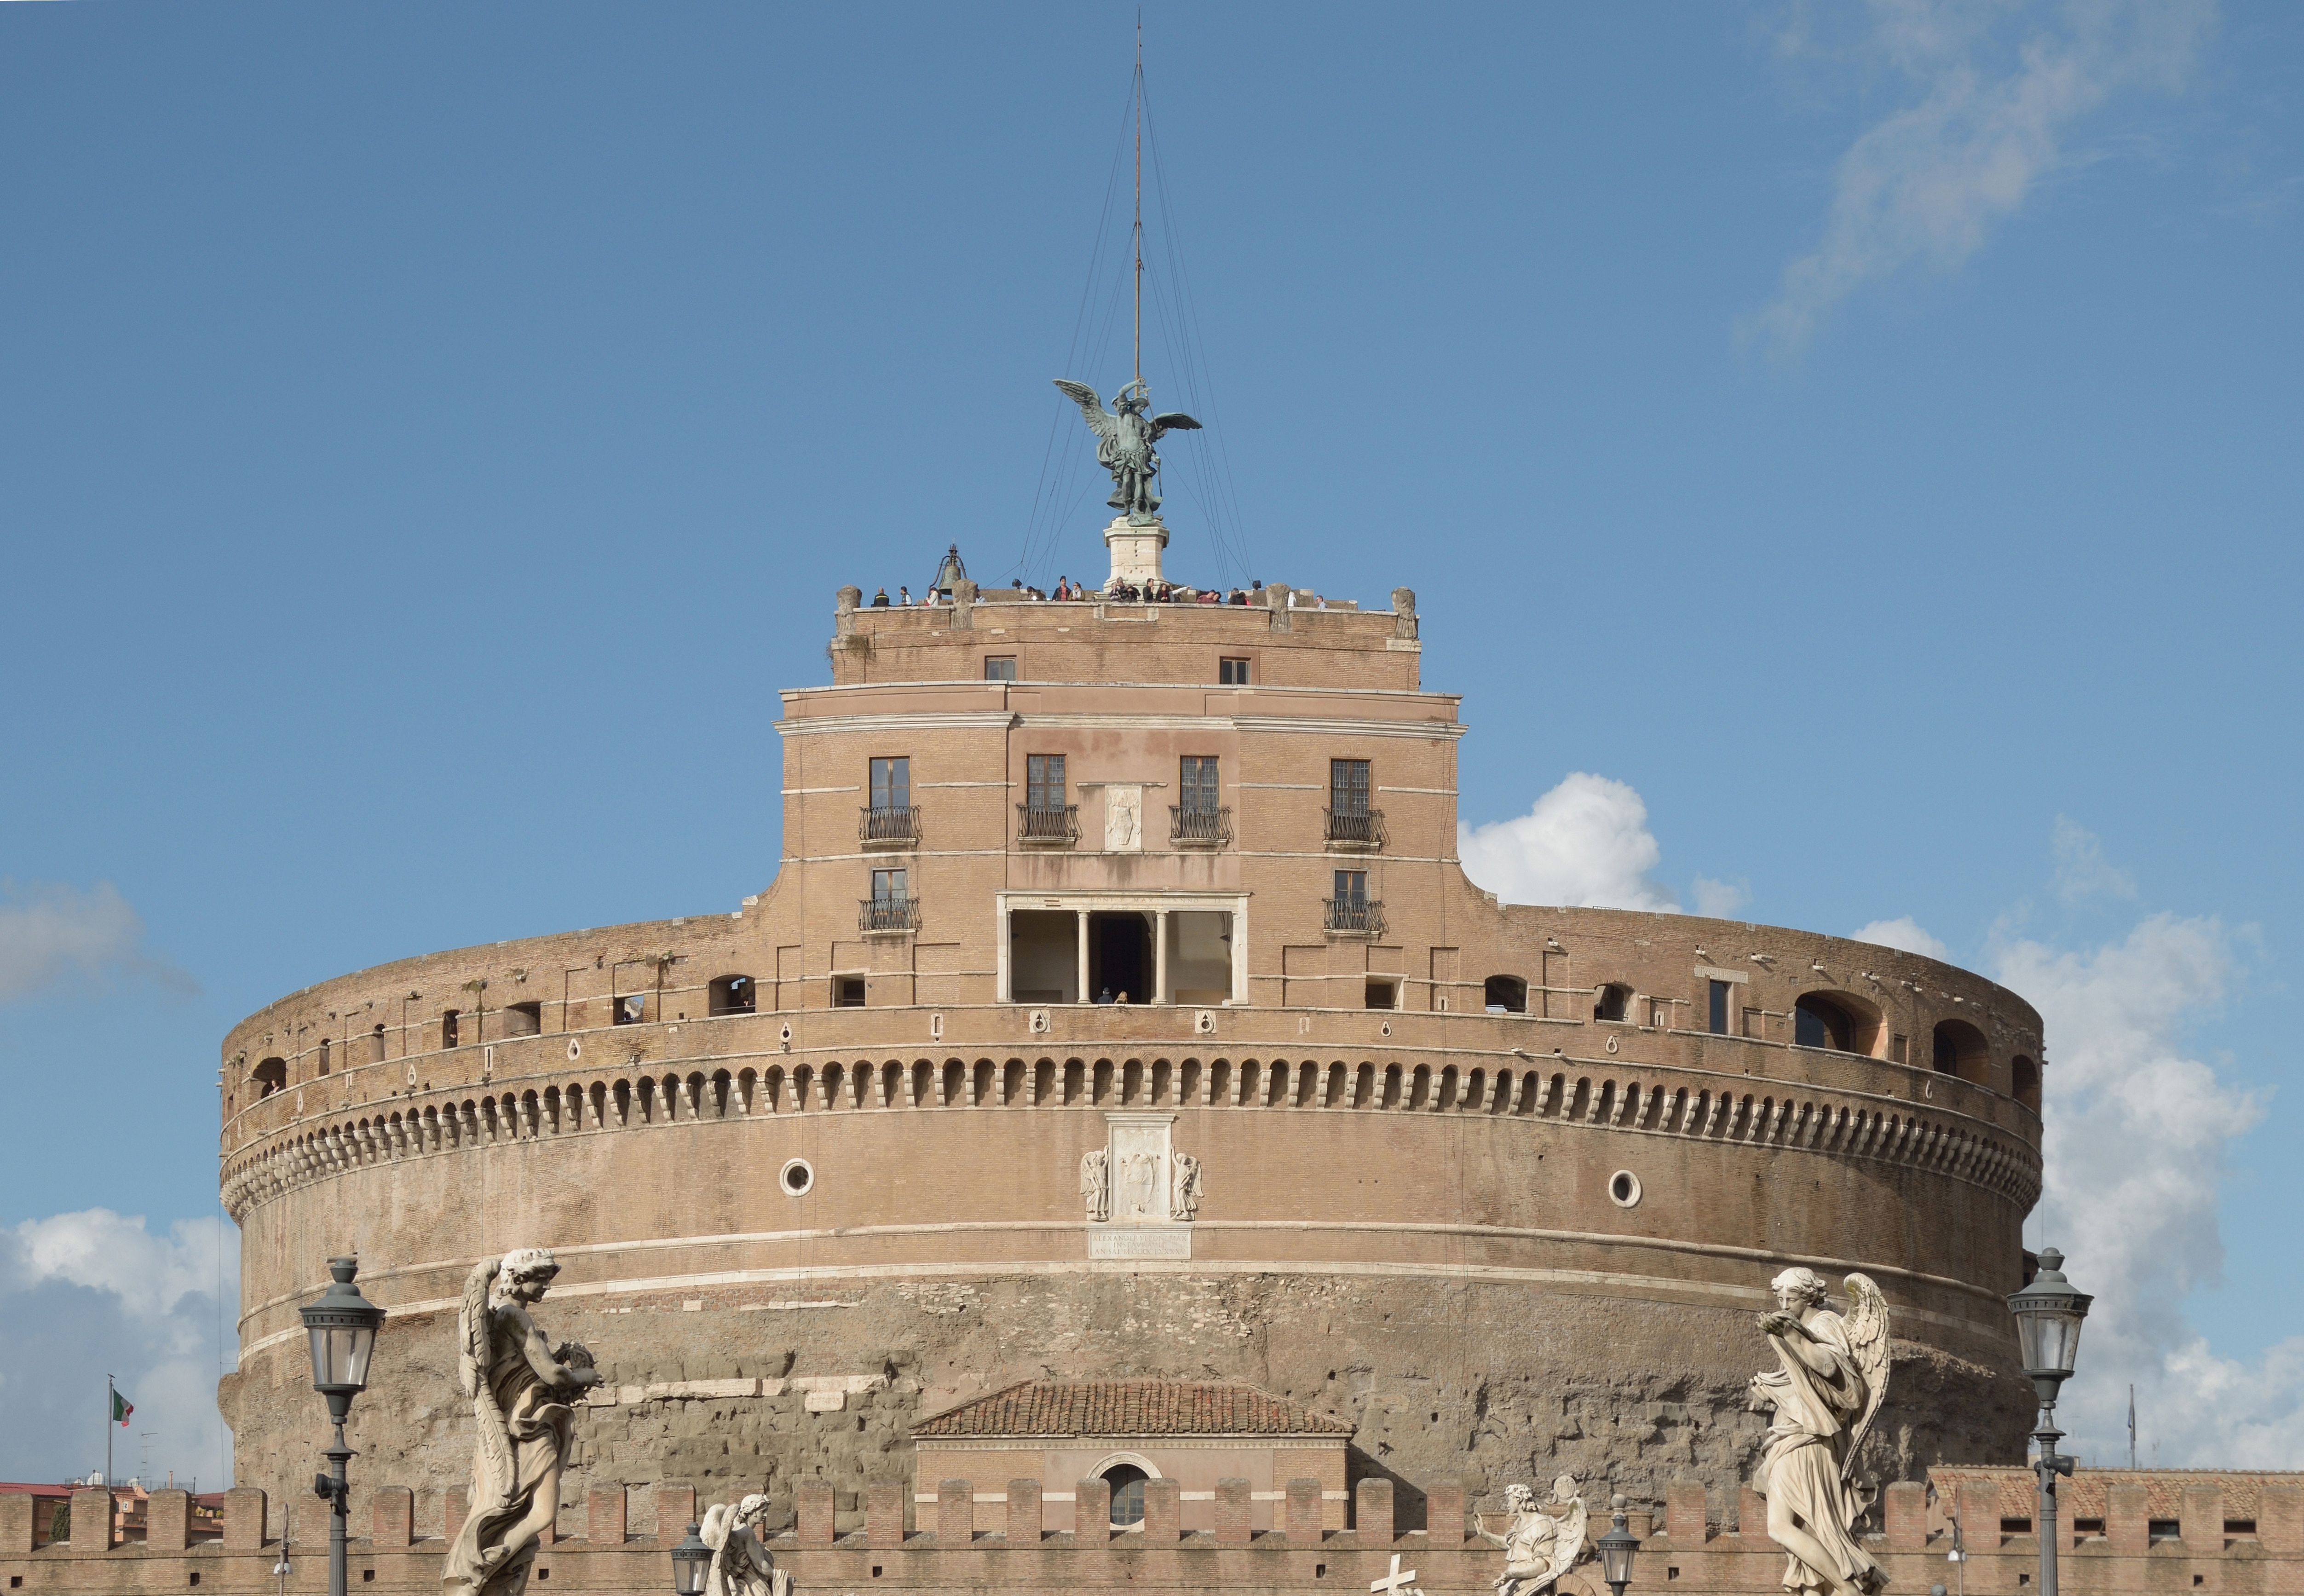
{"left": 710, "top": 975, "right": 756, "bottom": 1017}
{"left": 1934, "top": 1020, "right": 1988, "bottom": 1083}
{"left": 1794, "top": 995, "right": 1853, "bottom": 1052}
{"left": 1484, "top": 975, "right": 1527, "bottom": 1015}
{"left": 252, "top": 1058, "right": 287, "bottom": 1097}
{"left": 2011, "top": 1054, "right": 2041, "bottom": 1112}
{"left": 1592, "top": 983, "right": 1632, "bottom": 1022}
{"left": 1103, "top": 1464, "right": 1149, "bottom": 1529}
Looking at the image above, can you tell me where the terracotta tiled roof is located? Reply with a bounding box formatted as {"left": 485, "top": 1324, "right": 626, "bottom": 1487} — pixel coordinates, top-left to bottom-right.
{"left": 914, "top": 1381, "right": 1354, "bottom": 1440}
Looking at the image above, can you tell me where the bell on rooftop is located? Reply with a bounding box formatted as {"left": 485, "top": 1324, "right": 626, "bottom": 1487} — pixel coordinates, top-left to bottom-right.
{"left": 931, "top": 543, "right": 968, "bottom": 597}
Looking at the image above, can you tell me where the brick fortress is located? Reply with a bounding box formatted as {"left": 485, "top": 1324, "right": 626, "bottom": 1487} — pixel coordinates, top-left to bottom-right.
{"left": 11, "top": 527, "right": 2292, "bottom": 1592}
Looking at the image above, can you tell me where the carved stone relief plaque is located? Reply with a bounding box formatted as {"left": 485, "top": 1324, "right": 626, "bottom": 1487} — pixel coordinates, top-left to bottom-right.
{"left": 1086, "top": 1111, "right": 1193, "bottom": 1258}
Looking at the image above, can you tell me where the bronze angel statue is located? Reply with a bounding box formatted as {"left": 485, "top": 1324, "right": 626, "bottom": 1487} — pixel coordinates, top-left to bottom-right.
{"left": 1053, "top": 377, "right": 1200, "bottom": 524}
{"left": 443, "top": 1250, "right": 600, "bottom": 1596}
{"left": 1747, "top": 1268, "right": 1893, "bottom": 1596}
{"left": 699, "top": 1494, "right": 792, "bottom": 1596}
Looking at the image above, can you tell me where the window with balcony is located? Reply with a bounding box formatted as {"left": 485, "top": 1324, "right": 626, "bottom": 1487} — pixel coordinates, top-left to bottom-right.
{"left": 1325, "top": 869, "right": 1383, "bottom": 934}
{"left": 1171, "top": 755, "right": 1230, "bottom": 845}
{"left": 862, "top": 868, "right": 917, "bottom": 932}
{"left": 863, "top": 757, "right": 917, "bottom": 847}
{"left": 1219, "top": 657, "right": 1250, "bottom": 685}
{"left": 1326, "top": 759, "right": 1383, "bottom": 847}
{"left": 1018, "top": 754, "right": 1077, "bottom": 844}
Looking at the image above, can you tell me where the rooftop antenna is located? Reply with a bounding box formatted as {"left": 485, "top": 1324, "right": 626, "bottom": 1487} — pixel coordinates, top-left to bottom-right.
{"left": 1134, "top": 11, "right": 1143, "bottom": 392}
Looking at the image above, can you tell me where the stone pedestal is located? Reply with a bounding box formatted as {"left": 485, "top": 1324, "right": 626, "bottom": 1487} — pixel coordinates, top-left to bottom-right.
{"left": 1103, "top": 517, "right": 1167, "bottom": 588}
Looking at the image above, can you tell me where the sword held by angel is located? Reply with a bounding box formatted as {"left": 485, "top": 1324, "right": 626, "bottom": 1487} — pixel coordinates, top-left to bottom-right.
{"left": 1053, "top": 378, "right": 1200, "bottom": 525}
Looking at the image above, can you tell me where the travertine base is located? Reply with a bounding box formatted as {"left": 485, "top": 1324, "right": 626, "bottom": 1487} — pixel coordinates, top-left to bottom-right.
{"left": 1104, "top": 516, "right": 1167, "bottom": 587}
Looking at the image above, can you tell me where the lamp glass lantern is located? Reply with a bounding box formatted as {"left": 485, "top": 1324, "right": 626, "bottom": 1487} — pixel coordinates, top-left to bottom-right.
{"left": 298, "top": 1257, "right": 386, "bottom": 1414}
{"left": 1597, "top": 1497, "right": 1640, "bottom": 1596}
{"left": 2006, "top": 1248, "right": 2092, "bottom": 1399}
{"left": 670, "top": 1523, "right": 712, "bottom": 1595}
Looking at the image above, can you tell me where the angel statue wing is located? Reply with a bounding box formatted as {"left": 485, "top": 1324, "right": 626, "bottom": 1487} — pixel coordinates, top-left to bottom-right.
{"left": 1149, "top": 411, "right": 1201, "bottom": 437}
{"left": 456, "top": 1257, "right": 516, "bottom": 1501}
{"left": 1840, "top": 1273, "right": 1893, "bottom": 1485}
{"left": 1546, "top": 1481, "right": 1590, "bottom": 1587}
{"left": 1053, "top": 380, "right": 1117, "bottom": 441}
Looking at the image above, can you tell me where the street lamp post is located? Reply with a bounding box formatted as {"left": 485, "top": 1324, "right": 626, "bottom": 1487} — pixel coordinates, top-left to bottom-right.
{"left": 1597, "top": 1494, "right": 1641, "bottom": 1596}
{"left": 2007, "top": 1248, "right": 2092, "bottom": 1596}
{"left": 298, "top": 1257, "right": 386, "bottom": 1596}
{"left": 670, "top": 1521, "right": 713, "bottom": 1593}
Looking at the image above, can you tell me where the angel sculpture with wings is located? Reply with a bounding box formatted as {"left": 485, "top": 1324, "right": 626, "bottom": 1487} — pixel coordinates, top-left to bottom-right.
{"left": 699, "top": 1494, "right": 793, "bottom": 1596}
{"left": 443, "top": 1250, "right": 600, "bottom": 1596}
{"left": 1475, "top": 1475, "right": 1588, "bottom": 1596}
{"left": 1748, "top": 1268, "right": 1893, "bottom": 1596}
{"left": 1053, "top": 378, "right": 1201, "bottom": 525}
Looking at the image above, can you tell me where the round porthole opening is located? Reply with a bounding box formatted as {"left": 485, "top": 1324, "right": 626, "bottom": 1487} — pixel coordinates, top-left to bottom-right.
{"left": 1608, "top": 1170, "right": 1642, "bottom": 1208}
{"left": 780, "top": 1158, "right": 815, "bottom": 1197}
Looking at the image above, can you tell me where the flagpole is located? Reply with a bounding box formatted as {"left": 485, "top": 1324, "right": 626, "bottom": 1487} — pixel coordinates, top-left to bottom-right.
{"left": 106, "top": 1374, "right": 115, "bottom": 1488}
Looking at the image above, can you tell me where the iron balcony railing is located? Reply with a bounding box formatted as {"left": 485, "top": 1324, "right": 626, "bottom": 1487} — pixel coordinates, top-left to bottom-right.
{"left": 1015, "top": 803, "right": 1080, "bottom": 846}
{"left": 1324, "top": 807, "right": 1386, "bottom": 848}
{"left": 858, "top": 804, "right": 919, "bottom": 847}
{"left": 1168, "top": 804, "right": 1233, "bottom": 847}
{"left": 858, "top": 896, "right": 920, "bottom": 933}
{"left": 1323, "top": 897, "right": 1386, "bottom": 936}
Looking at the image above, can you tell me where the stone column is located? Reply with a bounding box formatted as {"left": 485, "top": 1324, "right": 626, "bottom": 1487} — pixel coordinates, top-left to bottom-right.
{"left": 654, "top": 1485, "right": 695, "bottom": 1548}
{"left": 371, "top": 1486, "right": 411, "bottom": 1549}
{"left": 223, "top": 1487, "right": 267, "bottom": 1552}
{"left": 935, "top": 1480, "right": 973, "bottom": 1544}
{"left": 1075, "top": 1478, "right": 1112, "bottom": 1547}
{"left": 1155, "top": 909, "right": 1169, "bottom": 1003}
{"left": 1666, "top": 1481, "right": 1708, "bottom": 1545}
{"left": 1285, "top": 1479, "right": 1324, "bottom": 1543}
{"left": 1355, "top": 1478, "right": 1394, "bottom": 1543}
{"left": 1427, "top": 1483, "right": 1466, "bottom": 1545}
{"left": 146, "top": 1490, "right": 189, "bottom": 1552}
{"left": 69, "top": 1487, "right": 112, "bottom": 1549}
{"left": 866, "top": 1482, "right": 905, "bottom": 1548}
{"left": 2183, "top": 1484, "right": 2225, "bottom": 1556}
{"left": 1884, "top": 1481, "right": 1926, "bottom": 1550}
{"left": 587, "top": 1483, "right": 625, "bottom": 1546}
{"left": 1145, "top": 1477, "right": 1182, "bottom": 1543}
{"left": 1213, "top": 1478, "right": 1250, "bottom": 1544}
{"left": 796, "top": 1481, "right": 835, "bottom": 1545}
{"left": 1006, "top": 1479, "right": 1043, "bottom": 1545}
{"left": 1076, "top": 911, "right": 1091, "bottom": 1003}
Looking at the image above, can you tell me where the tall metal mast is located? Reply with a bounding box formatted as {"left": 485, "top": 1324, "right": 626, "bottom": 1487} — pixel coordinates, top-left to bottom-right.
{"left": 1133, "top": 14, "right": 1142, "bottom": 390}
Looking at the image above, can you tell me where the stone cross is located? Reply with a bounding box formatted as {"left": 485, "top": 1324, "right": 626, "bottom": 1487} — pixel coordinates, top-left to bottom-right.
{"left": 1371, "top": 1551, "right": 1420, "bottom": 1595}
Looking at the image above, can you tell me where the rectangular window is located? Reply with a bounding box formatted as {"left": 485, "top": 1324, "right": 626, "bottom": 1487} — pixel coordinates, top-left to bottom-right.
{"left": 871, "top": 868, "right": 909, "bottom": 903}
{"left": 1219, "top": 657, "right": 1250, "bottom": 685}
{"left": 1334, "top": 869, "right": 1368, "bottom": 908}
{"left": 1707, "top": 979, "right": 1729, "bottom": 1035}
{"left": 1026, "top": 754, "right": 1066, "bottom": 811}
{"left": 1330, "top": 758, "right": 1371, "bottom": 817}
{"left": 442, "top": 1009, "right": 461, "bottom": 1048}
{"left": 984, "top": 657, "right": 1016, "bottom": 681}
{"left": 869, "top": 756, "right": 910, "bottom": 810}
{"left": 1179, "top": 756, "right": 1220, "bottom": 813}
{"left": 834, "top": 977, "right": 866, "bottom": 1008}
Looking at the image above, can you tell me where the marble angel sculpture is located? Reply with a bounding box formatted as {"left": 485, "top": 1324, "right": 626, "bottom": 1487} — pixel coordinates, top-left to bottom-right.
{"left": 699, "top": 1493, "right": 792, "bottom": 1596}
{"left": 1080, "top": 1147, "right": 1110, "bottom": 1222}
{"left": 443, "top": 1249, "right": 600, "bottom": 1596}
{"left": 1748, "top": 1268, "right": 1893, "bottom": 1596}
{"left": 1474, "top": 1475, "right": 1587, "bottom": 1596}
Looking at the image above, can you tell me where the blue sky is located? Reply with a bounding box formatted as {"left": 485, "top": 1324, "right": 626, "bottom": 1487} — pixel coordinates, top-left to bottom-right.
{"left": 2, "top": 1, "right": 2298, "bottom": 1481}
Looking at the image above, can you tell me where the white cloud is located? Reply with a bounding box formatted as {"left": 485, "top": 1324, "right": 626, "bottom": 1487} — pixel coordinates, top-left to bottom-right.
{"left": 0, "top": 881, "right": 195, "bottom": 1002}
{"left": 1754, "top": 0, "right": 2212, "bottom": 350}
{"left": 1994, "top": 914, "right": 2304, "bottom": 1466}
{"left": 2052, "top": 814, "right": 2139, "bottom": 905}
{"left": 0, "top": 1210, "right": 239, "bottom": 1484}
{"left": 1851, "top": 915, "right": 1951, "bottom": 958}
{"left": 1458, "top": 773, "right": 1681, "bottom": 911}
{"left": 1692, "top": 877, "right": 1750, "bottom": 919}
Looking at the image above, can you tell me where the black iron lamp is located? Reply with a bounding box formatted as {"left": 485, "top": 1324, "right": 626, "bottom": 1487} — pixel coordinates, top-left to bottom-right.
{"left": 299, "top": 1256, "right": 386, "bottom": 1596}
{"left": 2007, "top": 1248, "right": 2092, "bottom": 1596}
{"left": 1597, "top": 1494, "right": 1640, "bottom": 1596}
{"left": 670, "top": 1522, "right": 713, "bottom": 1594}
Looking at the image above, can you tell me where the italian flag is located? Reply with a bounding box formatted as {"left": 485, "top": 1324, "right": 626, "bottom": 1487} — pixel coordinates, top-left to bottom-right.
{"left": 111, "top": 1389, "right": 132, "bottom": 1427}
